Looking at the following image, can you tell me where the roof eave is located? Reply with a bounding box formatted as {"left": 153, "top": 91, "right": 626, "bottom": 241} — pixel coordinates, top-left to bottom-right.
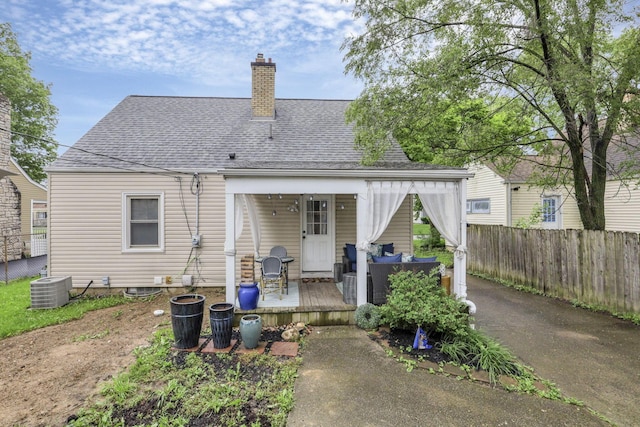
{"left": 220, "top": 168, "right": 474, "bottom": 180}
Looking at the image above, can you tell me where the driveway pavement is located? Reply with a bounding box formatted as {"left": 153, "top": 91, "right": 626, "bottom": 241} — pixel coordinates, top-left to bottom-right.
{"left": 467, "top": 274, "right": 640, "bottom": 426}
{"left": 288, "top": 274, "right": 639, "bottom": 426}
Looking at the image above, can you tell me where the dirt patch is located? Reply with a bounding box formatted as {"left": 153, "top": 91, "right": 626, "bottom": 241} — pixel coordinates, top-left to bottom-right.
{"left": 0, "top": 288, "right": 225, "bottom": 427}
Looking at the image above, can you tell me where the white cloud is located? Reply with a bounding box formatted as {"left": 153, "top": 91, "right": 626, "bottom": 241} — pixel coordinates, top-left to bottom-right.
{"left": 3, "top": 0, "right": 357, "bottom": 85}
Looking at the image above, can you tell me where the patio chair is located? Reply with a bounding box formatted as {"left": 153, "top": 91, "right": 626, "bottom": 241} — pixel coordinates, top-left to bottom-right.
{"left": 269, "top": 246, "right": 287, "bottom": 258}
{"left": 260, "top": 256, "right": 284, "bottom": 300}
{"left": 269, "top": 246, "right": 289, "bottom": 294}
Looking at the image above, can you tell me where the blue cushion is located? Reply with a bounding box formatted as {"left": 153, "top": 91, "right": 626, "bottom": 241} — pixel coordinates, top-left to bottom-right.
{"left": 381, "top": 243, "right": 394, "bottom": 254}
{"left": 413, "top": 256, "right": 437, "bottom": 262}
{"left": 372, "top": 253, "right": 403, "bottom": 263}
{"left": 345, "top": 243, "right": 357, "bottom": 261}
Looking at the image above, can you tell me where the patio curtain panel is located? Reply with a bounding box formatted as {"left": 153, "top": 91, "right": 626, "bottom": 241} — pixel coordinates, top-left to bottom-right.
{"left": 244, "top": 195, "right": 262, "bottom": 257}
{"left": 357, "top": 181, "right": 412, "bottom": 251}
{"left": 414, "top": 181, "right": 465, "bottom": 257}
{"left": 233, "top": 195, "right": 262, "bottom": 257}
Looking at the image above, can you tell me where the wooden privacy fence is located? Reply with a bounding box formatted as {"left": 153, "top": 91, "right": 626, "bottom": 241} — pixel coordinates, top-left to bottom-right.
{"left": 467, "top": 224, "right": 640, "bottom": 313}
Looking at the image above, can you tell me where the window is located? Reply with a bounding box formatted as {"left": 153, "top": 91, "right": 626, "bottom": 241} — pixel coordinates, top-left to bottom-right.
{"left": 542, "top": 197, "right": 557, "bottom": 223}
{"left": 123, "top": 193, "right": 164, "bottom": 251}
{"left": 306, "top": 199, "right": 328, "bottom": 235}
{"left": 467, "top": 198, "right": 491, "bottom": 214}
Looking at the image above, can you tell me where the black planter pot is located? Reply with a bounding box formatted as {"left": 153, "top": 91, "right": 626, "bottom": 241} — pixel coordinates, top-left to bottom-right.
{"left": 210, "top": 302, "right": 234, "bottom": 349}
{"left": 170, "top": 294, "right": 206, "bottom": 349}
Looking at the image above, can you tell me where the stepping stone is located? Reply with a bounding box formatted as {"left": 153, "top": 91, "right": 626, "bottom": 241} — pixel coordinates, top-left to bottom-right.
{"left": 200, "top": 339, "right": 237, "bottom": 354}
{"left": 235, "top": 342, "right": 267, "bottom": 354}
{"left": 172, "top": 337, "right": 208, "bottom": 352}
{"left": 270, "top": 341, "right": 299, "bottom": 357}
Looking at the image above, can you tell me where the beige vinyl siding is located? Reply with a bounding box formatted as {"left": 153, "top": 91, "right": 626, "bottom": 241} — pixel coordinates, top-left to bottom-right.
{"left": 8, "top": 160, "right": 47, "bottom": 236}
{"left": 511, "top": 186, "right": 582, "bottom": 229}
{"left": 604, "top": 179, "right": 640, "bottom": 232}
{"left": 466, "top": 164, "right": 507, "bottom": 225}
{"left": 335, "top": 194, "right": 357, "bottom": 261}
{"left": 49, "top": 172, "right": 231, "bottom": 288}
{"left": 250, "top": 195, "right": 302, "bottom": 278}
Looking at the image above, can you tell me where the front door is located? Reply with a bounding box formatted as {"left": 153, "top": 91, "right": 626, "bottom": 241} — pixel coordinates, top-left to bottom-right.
{"left": 302, "top": 195, "right": 334, "bottom": 272}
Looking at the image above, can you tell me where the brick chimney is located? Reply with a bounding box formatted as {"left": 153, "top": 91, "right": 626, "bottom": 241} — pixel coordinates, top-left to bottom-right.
{"left": 251, "top": 53, "right": 276, "bottom": 119}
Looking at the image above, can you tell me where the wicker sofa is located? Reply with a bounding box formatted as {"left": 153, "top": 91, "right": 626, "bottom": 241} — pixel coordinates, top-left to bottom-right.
{"left": 368, "top": 261, "right": 441, "bottom": 305}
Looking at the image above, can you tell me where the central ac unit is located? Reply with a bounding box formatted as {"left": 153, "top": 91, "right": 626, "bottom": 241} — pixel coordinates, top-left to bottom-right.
{"left": 30, "top": 276, "right": 72, "bottom": 309}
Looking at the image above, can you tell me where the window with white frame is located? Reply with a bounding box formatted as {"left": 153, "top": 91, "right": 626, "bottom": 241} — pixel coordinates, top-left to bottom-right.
{"left": 542, "top": 197, "right": 557, "bottom": 223}
{"left": 466, "top": 198, "right": 491, "bottom": 214}
{"left": 123, "top": 193, "right": 164, "bottom": 251}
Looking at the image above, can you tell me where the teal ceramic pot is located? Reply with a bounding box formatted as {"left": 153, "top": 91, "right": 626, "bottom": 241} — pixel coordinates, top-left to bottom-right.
{"left": 239, "top": 314, "right": 262, "bottom": 349}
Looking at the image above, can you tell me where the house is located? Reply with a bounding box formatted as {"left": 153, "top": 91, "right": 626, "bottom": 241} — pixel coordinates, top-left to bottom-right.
{"left": 467, "top": 151, "right": 640, "bottom": 232}
{"left": 47, "top": 54, "right": 474, "bottom": 308}
{"left": 0, "top": 94, "right": 48, "bottom": 262}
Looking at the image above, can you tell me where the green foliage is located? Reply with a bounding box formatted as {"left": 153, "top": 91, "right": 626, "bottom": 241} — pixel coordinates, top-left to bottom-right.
{"left": 411, "top": 247, "right": 454, "bottom": 268}
{"left": 514, "top": 203, "right": 543, "bottom": 229}
{"left": 0, "top": 277, "right": 129, "bottom": 339}
{"left": 379, "top": 270, "right": 470, "bottom": 338}
{"left": 354, "top": 303, "right": 381, "bottom": 329}
{"left": 69, "top": 331, "right": 301, "bottom": 426}
{"left": 342, "top": 0, "right": 640, "bottom": 230}
{"left": 0, "top": 23, "right": 58, "bottom": 182}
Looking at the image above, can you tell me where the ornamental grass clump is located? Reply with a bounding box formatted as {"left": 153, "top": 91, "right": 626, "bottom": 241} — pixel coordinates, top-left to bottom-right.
{"left": 379, "top": 269, "right": 470, "bottom": 339}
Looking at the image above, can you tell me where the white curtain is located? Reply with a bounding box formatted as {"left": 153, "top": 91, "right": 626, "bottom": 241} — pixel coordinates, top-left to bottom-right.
{"left": 414, "top": 181, "right": 465, "bottom": 257}
{"left": 232, "top": 194, "right": 262, "bottom": 257}
{"left": 234, "top": 194, "right": 245, "bottom": 241}
{"left": 356, "top": 181, "right": 412, "bottom": 251}
{"left": 244, "top": 195, "right": 261, "bottom": 257}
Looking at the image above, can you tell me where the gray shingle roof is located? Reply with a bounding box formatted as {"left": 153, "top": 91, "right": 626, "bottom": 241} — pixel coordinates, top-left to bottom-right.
{"left": 50, "top": 95, "right": 441, "bottom": 173}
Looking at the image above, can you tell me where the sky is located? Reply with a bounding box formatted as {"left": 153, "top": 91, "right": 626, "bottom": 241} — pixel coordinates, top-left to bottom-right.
{"left": 2, "top": 0, "right": 364, "bottom": 155}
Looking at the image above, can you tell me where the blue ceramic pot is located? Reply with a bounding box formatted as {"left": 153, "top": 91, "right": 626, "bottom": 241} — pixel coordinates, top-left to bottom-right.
{"left": 238, "top": 282, "right": 259, "bottom": 310}
{"left": 239, "top": 314, "right": 262, "bottom": 349}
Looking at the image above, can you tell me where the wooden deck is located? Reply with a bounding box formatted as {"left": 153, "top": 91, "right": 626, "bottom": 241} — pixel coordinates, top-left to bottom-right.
{"left": 234, "top": 280, "right": 356, "bottom": 326}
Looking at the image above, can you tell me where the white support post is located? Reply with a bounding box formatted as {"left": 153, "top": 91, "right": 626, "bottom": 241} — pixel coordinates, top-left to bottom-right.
{"left": 224, "top": 192, "right": 237, "bottom": 305}
{"left": 456, "top": 178, "right": 475, "bottom": 313}
{"left": 356, "top": 192, "right": 368, "bottom": 306}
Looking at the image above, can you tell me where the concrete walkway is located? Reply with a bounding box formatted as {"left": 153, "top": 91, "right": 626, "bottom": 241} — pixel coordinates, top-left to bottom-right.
{"left": 288, "top": 274, "right": 640, "bottom": 426}
{"left": 466, "top": 274, "right": 640, "bottom": 426}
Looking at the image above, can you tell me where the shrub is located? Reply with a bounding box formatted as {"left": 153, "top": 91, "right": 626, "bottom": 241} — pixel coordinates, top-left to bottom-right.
{"left": 354, "top": 303, "right": 381, "bottom": 329}
{"left": 379, "top": 269, "right": 470, "bottom": 339}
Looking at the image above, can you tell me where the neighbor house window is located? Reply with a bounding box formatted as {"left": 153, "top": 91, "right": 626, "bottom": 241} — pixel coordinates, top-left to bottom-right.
{"left": 123, "top": 193, "right": 164, "bottom": 252}
{"left": 467, "top": 198, "right": 491, "bottom": 214}
{"left": 542, "top": 197, "right": 557, "bottom": 223}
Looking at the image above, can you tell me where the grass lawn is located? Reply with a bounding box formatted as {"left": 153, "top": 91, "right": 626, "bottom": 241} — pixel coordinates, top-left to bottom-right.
{"left": 0, "top": 277, "right": 129, "bottom": 339}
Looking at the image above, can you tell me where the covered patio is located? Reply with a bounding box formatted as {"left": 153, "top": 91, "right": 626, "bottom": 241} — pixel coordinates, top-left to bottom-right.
{"left": 221, "top": 166, "right": 475, "bottom": 320}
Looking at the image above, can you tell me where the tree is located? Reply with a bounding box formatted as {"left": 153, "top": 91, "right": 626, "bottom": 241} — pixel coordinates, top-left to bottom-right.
{"left": 343, "top": 0, "right": 640, "bottom": 230}
{"left": 0, "top": 23, "right": 58, "bottom": 183}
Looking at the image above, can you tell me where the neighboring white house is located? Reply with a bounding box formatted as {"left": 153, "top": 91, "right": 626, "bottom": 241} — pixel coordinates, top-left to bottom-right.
{"left": 467, "top": 152, "right": 640, "bottom": 232}
{"left": 47, "top": 54, "right": 474, "bottom": 307}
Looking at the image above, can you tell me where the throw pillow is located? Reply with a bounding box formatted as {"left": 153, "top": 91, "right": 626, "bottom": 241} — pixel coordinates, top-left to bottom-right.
{"left": 402, "top": 254, "right": 414, "bottom": 262}
{"left": 372, "top": 253, "right": 403, "bottom": 263}
{"left": 413, "top": 256, "right": 437, "bottom": 262}
{"left": 345, "top": 243, "right": 357, "bottom": 261}
{"left": 370, "top": 243, "right": 383, "bottom": 257}
{"left": 381, "top": 243, "right": 394, "bottom": 254}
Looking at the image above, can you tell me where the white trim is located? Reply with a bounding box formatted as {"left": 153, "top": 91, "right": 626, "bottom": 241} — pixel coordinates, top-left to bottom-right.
{"left": 222, "top": 168, "right": 474, "bottom": 180}
{"left": 10, "top": 158, "right": 47, "bottom": 190}
{"left": 121, "top": 192, "right": 165, "bottom": 253}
